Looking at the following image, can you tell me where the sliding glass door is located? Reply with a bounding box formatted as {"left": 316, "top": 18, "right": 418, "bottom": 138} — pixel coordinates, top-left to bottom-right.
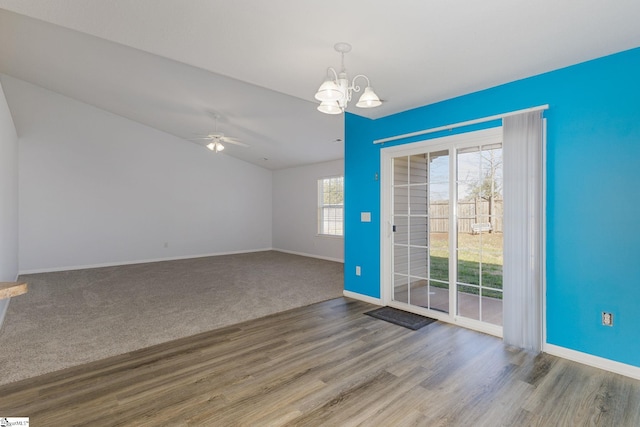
{"left": 385, "top": 128, "right": 504, "bottom": 336}
{"left": 392, "top": 151, "right": 450, "bottom": 314}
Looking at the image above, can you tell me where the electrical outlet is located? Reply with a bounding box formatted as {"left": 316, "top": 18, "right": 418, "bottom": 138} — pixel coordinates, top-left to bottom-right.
{"left": 355, "top": 266, "right": 361, "bottom": 276}
{"left": 602, "top": 312, "right": 614, "bottom": 326}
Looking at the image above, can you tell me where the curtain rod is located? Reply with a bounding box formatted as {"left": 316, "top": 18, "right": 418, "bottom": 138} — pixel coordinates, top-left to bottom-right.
{"left": 373, "top": 104, "right": 549, "bottom": 145}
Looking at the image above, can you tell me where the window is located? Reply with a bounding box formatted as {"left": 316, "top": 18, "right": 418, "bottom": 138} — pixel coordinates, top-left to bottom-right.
{"left": 318, "top": 176, "right": 344, "bottom": 236}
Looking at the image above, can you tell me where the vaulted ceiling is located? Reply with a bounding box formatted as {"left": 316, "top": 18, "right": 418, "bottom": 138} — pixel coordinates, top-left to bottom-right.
{"left": 1, "top": 1, "right": 639, "bottom": 169}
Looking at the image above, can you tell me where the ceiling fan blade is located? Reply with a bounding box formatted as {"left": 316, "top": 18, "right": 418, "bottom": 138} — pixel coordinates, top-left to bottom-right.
{"left": 222, "top": 137, "right": 249, "bottom": 147}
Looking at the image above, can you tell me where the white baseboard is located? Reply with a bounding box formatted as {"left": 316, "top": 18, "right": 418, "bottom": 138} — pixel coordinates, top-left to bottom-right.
{"left": 272, "top": 248, "right": 344, "bottom": 263}
{"left": 18, "top": 248, "right": 273, "bottom": 275}
{"left": 544, "top": 343, "right": 640, "bottom": 381}
{"left": 343, "top": 290, "right": 382, "bottom": 306}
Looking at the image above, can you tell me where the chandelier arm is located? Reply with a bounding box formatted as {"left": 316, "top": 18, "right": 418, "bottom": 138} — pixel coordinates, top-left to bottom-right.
{"left": 326, "top": 67, "right": 339, "bottom": 82}
{"left": 350, "top": 74, "right": 372, "bottom": 93}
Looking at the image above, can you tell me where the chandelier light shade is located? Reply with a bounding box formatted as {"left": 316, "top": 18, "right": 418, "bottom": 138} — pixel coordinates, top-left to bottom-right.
{"left": 314, "top": 42, "right": 382, "bottom": 114}
{"left": 356, "top": 86, "right": 383, "bottom": 108}
{"left": 317, "top": 100, "right": 342, "bottom": 115}
{"left": 315, "top": 78, "right": 343, "bottom": 102}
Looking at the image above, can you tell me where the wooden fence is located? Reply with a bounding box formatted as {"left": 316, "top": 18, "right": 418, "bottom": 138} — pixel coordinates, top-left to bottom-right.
{"left": 429, "top": 199, "right": 503, "bottom": 233}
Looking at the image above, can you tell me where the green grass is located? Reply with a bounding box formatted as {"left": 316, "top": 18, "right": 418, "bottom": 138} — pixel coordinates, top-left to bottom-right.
{"left": 430, "top": 256, "right": 503, "bottom": 299}
{"left": 427, "top": 232, "right": 503, "bottom": 299}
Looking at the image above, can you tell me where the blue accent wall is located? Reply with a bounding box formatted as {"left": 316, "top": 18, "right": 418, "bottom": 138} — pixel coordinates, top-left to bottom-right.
{"left": 345, "top": 47, "right": 640, "bottom": 367}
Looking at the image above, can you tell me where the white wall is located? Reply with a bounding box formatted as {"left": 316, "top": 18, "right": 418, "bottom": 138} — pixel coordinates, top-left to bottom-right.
{"left": 3, "top": 76, "right": 273, "bottom": 273}
{"left": 272, "top": 159, "right": 344, "bottom": 262}
{"left": 0, "top": 77, "right": 19, "bottom": 281}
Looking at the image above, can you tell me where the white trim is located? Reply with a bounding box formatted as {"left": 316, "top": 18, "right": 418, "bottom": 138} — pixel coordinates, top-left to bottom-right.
{"left": 272, "top": 248, "right": 344, "bottom": 263}
{"left": 373, "top": 104, "right": 549, "bottom": 145}
{"left": 343, "top": 290, "right": 382, "bottom": 305}
{"left": 379, "top": 146, "right": 393, "bottom": 306}
{"left": 544, "top": 343, "right": 640, "bottom": 381}
{"left": 18, "top": 248, "right": 274, "bottom": 275}
{"left": 542, "top": 119, "right": 548, "bottom": 347}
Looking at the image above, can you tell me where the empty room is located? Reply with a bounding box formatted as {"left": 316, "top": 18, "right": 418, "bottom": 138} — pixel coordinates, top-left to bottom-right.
{"left": 1, "top": 1, "right": 640, "bottom": 425}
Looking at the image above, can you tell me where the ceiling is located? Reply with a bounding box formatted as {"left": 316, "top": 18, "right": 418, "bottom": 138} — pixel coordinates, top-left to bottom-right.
{"left": 1, "top": 1, "right": 639, "bottom": 170}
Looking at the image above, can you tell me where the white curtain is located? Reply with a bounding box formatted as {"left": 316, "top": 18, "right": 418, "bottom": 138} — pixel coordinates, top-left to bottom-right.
{"left": 502, "top": 111, "right": 543, "bottom": 352}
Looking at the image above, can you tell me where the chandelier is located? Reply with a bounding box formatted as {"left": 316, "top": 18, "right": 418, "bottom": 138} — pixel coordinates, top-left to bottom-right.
{"left": 314, "top": 42, "right": 382, "bottom": 114}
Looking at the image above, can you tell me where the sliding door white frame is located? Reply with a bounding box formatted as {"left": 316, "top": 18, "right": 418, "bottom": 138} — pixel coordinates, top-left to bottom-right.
{"left": 542, "top": 119, "right": 548, "bottom": 348}
{"left": 380, "top": 127, "right": 504, "bottom": 337}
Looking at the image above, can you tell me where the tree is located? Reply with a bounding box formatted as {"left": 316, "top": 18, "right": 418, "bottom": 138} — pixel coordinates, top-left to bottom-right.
{"left": 467, "top": 149, "right": 502, "bottom": 231}
{"left": 323, "top": 177, "right": 344, "bottom": 205}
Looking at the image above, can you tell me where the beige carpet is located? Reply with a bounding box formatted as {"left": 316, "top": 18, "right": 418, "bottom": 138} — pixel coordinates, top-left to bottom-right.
{"left": 0, "top": 250, "right": 344, "bottom": 385}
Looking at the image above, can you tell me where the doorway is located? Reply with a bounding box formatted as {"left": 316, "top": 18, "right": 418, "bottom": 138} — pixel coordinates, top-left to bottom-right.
{"left": 381, "top": 127, "right": 504, "bottom": 337}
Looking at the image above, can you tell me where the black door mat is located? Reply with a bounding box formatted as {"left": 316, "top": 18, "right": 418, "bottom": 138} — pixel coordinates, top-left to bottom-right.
{"left": 365, "top": 306, "right": 437, "bottom": 330}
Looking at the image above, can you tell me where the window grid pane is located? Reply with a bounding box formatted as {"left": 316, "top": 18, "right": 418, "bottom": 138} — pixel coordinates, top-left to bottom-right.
{"left": 318, "top": 176, "right": 344, "bottom": 236}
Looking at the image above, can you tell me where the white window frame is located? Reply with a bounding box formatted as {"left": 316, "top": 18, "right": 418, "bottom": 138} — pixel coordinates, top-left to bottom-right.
{"left": 318, "top": 176, "right": 344, "bottom": 237}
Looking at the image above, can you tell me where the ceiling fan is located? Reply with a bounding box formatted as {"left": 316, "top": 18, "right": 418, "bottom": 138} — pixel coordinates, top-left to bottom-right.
{"left": 190, "top": 115, "right": 248, "bottom": 153}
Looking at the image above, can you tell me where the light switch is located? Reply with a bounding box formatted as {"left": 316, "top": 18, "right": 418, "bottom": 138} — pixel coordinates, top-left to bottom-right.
{"left": 361, "top": 212, "right": 371, "bottom": 222}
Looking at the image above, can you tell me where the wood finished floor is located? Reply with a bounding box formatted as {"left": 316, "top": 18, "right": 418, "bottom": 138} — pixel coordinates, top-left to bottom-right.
{"left": 1, "top": 297, "right": 639, "bottom": 426}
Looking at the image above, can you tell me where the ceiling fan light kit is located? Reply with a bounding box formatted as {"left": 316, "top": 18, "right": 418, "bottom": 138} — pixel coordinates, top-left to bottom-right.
{"left": 206, "top": 141, "right": 225, "bottom": 152}
{"left": 314, "top": 42, "right": 382, "bottom": 114}
{"left": 191, "top": 114, "right": 247, "bottom": 153}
